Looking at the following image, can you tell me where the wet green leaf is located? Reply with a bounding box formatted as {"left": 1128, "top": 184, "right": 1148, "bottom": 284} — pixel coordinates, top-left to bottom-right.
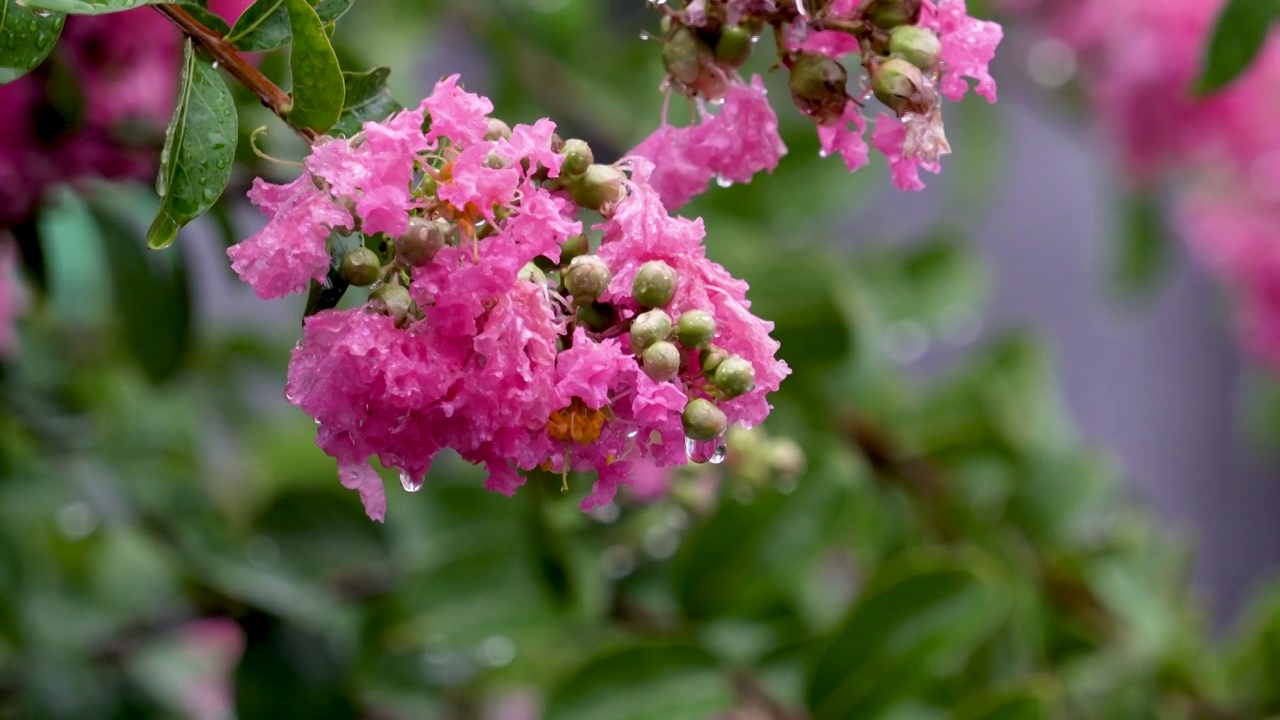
{"left": 330, "top": 66, "right": 400, "bottom": 137}
{"left": 1195, "top": 0, "right": 1280, "bottom": 94}
{"left": 224, "top": 0, "right": 352, "bottom": 53}
{"left": 15, "top": 0, "right": 163, "bottom": 14}
{"left": 282, "top": 0, "right": 343, "bottom": 133}
{"left": 0, "top": 0, "right": 64, "bottom": 84}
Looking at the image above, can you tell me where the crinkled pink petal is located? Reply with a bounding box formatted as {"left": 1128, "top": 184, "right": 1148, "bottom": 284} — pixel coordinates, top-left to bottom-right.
{"left": 555, "top": 329, "right": 633, "bottom": 409}
{"left": 580, "top": 459, "right": 634, "bottom": 511}
{"left": 628, "top": 125, "right": 713, "bottom": 211}
{"left": 339, "top": 461, "right": 387, "bottom": 522}
{"left": 871, "top": 113, "right": 938, "bottom": 191}
{"left": 817, "top": 101, "right": 870, "bottom": 172}
{"left": 423, "top": 74, "right": 494, "bottom": 147}
{"left": 499, "top": 118, "right": 564, "bottom": 178}
{"left": 921, "top": 0, "right": 1003, "bottom": 102}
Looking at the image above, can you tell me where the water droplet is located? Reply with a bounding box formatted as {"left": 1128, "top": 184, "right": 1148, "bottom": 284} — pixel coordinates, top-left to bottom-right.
{"left": 714, "top": 175, "right": 733, "bottom": 188}
{"left": 709, "top": 443, "right": 727, "bottom": 464}
{"left": 818, "top": 148, "right": 830, "bottom": 158}
{"left": 639, "top": 30, "right": 652, "bottom": 41}
{"left": 626, "top": 427, "right": 640, "bottom": 439}
{"left": 283, "top": 389, "right": 297, "bottom": 402}
{"left": 32, "top": 8, "right": 52, "bottom": 18}
{"left": 211, "top": 61, "right": 220, "bottom": 70}
{"left": 685, "top": 437, "right": 722, "bottom": 463}
{"left": 399, "top": 469, "right": 424, "bottom": 492}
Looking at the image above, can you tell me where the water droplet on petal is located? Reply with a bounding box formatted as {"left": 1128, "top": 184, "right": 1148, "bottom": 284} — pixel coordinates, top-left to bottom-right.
{"left": 709, "top": 442, "right": 727, "bottom": 464}
{"left": 626, "top": 427, "right": 640, "bottom": 439}
{"left": 714, "top": 175, "right": 733, "bottom": 188}
{"left": 400, "top": 469, "right": 423, "bottom": 493}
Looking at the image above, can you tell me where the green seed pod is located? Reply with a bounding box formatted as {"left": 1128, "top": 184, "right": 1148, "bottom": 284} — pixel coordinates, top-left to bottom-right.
{"left": 872, "top": 57, "right": 925, "bottom": 115}
{"left": 569, "top": 164, "right": 627, "bottom": 211}
{"left": 396, "top": 216, "right": 450, "bottom": 267}
{"left": 715, "top": 25, "right": 753, "bottom": 67}
{"left": 370, "top": 283, "right": 413, "bottom": 322}
{"left": 632, "top": 260, "right": 678, "bottom": 309}
{"left": 889, "top": 25, "right": 942, "bottom": 71}
{"left": 563, "top": 255, "right": 612, "bottom": 301}
{"left": 485, "top": 118, "right": 512, "bottom": 141}
{"left": 713, "top": 355, "right": 756, "bottom": 399}
{"left": 560, "top": 233, "right": 590, "bottom": 265}
{"left": 682, "top": 398, "right": 728, "bottom": 441}
{"left": 700, "top": 345, "right": 728, "bottom": 374}
{"left": 642, "top": 341, "right": 681, "bottom": 381}
{"left": 419, "top": 173, "right": 438, "bottom": 197}
{"left": 340, "top": 246, "right": 382, "bottom": 287}
{"left": 577, "top": 301, "right": 618, "bottom": 332}
{"left": 630, "top": 308, "right": 673, "bottom": 351}
{"left": 675, "top": 310, "right": 716, "bottom": 349}
{"left": 663, "top": 27, "right": 710, "bottom": 88}
{"left": 561, "top": 138, "right": 594, "bottom": 177}
{"left": 518, "top": 261, "right": 547, "bottom": 285}
{"left": 863, "top": 0, "right": 923, "bottom": 29}
{"left": 788, "top": 52, "right": 850, "bottom": 125}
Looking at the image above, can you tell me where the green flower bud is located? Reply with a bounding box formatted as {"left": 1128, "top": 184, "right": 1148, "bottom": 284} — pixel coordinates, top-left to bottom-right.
{"left": 396, "top": 216, "right": 449, "bottom": 267}
{"left": 663, "top": 27, "right": 711, "bottom": 88}
{"left": 518, "top": 261, "right": 547, "bottom": 285}
{"left": 563, "top": 255, "right": 612, "bottom": 301}
{"left": 569, "top": 164, "right": 627, "bottom": 211}
{"left": 485, "top": 118, "right": 512, "bottom": 141}
{"left": 340, "top": 246, "right": 382, "bottom": 287}
{"left": 713, "top": 355, "right": 756, "bottom": 398}
{"left": 675, "top": 309, "right": 716, "bottom": 349}
{"left": 419, "top": 173, "right": 438, "bottom": 197}
{"left": 682, "top": 398, "right": 727, "bottom": 441}
{"left": 715, "top": 25, "right": 753, "bottom": 67}
{"left": 484, "top": 153, "right": 509, "bottom": 170}
{"left": 788, "top": 52, "right": 850, "bottom": 125}
{"left": 370, "top": 283, "right": 413, "bottom": 322}
{"left": 577, "top": 301, "right": 618, "bottom": 332}
{"left": 561, "top": 138, "right": 594, "bottom": 177}
{"left": 632, "top": 260, "right": 678, "bottom": 309}
{"left": 629, "top": 308, "right": 673, "bottom": 351}
{"left": 642, "top": 341, "right": 681, "bottom": 381}
{"left": 863, "top": 0, "right": 923, "bottom": 29}
{"left": 889, "top": 25, "right": 941, "bottom": 71}
{"left": 872, "top": 58, "right": 925, "bottom": 115}
{"left": 560, "top": 233, "right": 590, "bottom": 265}
{"left": 700, "top": 345, "right": 728, "bottom": 374}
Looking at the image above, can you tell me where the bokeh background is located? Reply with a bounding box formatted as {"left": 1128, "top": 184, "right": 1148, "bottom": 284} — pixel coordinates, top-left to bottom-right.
{"left": 3, "top": 1, "right": 1279, "bottom": 718}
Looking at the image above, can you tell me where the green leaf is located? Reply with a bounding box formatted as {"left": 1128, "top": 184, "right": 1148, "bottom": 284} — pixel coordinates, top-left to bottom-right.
{"left": 174, "top": 0, "right": 229, "bottom": 35}
{"left": 147, "top": 40, "right": 237, "bottom": 249}
{"left": 87, "top": 192, "right": 193, "bottom": 385}
{"left": 283, "top": 0, "right": 343, "bottom": 133}
{"left": 544, "top": 644, "right": 736, "bottom": 720}
{"left": 1110, "top": 191, "right": 1171, "bottom": 301}
{"left": 1195, "top": 0, "right": 1280, "bottom": 95}
{"left": 0, "top": 0, "right": 63, "bottom": 84}
{"left": 806, "top": 552, "right": 1008, "bottom": 720}
{"left": 952, "top": 683, "right": 1056, "bottom": 720}
{"left": 330, "top": 66, "right": 401, "bottom": 137}
{"left": 225, "top": 0, "right": 352, "bottom": 53}
{"left": 14, "top": 0, "right": 163, "bottom": 14}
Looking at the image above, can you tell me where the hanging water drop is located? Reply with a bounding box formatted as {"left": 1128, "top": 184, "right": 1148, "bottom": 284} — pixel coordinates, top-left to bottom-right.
{"left": 715, "top": 175, "right": 733, "bottom": 188}
{"left": 32, "top": 8, "right": 53, "bottom": 17}
{"left": 639, "top": 30, "right": 652, "bottom": 41}
{"left": 709, "top": 442, "right": 727, "bottom": 464}
{"left": 400, "top": 469, "right": 423, "bottom": 493}
{"left": 685, "top": 437, "right": 720, "bottom": 463}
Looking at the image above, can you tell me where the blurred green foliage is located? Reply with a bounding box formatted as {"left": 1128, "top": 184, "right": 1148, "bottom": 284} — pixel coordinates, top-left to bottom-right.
{"left": 2, "top": 1, "right": 1280, "bottom": 719}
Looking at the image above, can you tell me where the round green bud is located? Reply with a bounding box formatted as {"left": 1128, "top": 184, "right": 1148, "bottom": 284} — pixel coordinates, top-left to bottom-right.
{"left": 675, "top": 310, "right": 716, "bottom": 349}
{"left": 629, "top": 308, "right": 673, "bottom": 351}
{"left": 484, "top": 152, "right": 509, "bottom": 170}
{"left": 485, "top": 118, "right": 512, "bottom": 141}
{"left": 682, "top": 398, "right": 727, "bottom": 441}
{"left": 872, "top": 57, "right": 925, "bottom": 115}
{"left": 864, "top": 0, "right": 923, "bottom": 29}
{"left": 889, "top": 25, "right": 942, "bottom": 71}
{"left": 419, "top": 173, "right": 438, "bottom": 197}
{"left": 659, "top": 15, "right": 673, "bottom": 36}
{"left": 788, "top": 52, "right": 850, "bottom": 125}
{"left": 715, "top": 25, "right": 753, "bottom": 67}
{"left": 569, "top": 164, "right": 627, "bottom": 211}
{"left": 576, "top": 301, "right": 618, "bottom": 332}
{"left": 713, "top": 355, "right": 756, "bottom": 399}
{"left": 518, "top": 261, "right": 547, "bottom": 285}
{"left": 700, "top": 345, "right": 728, "bottom": 374}
{"left": 560, "top": 233, "right": 590, "bottom": 265}
{"left": 563, "top": 255, "right": 612, "bottom": 301}
{"left": 642, "top": 341, "right": 681, "bottom": 382}
{"left": 663, "top": 27, "right": 710, "bottom": 88}
{"left": 396, "top": 216, "right": 450, "bottom": 267}
{"left": 340, "top": 246, "right": 382, "bottom": 287}
{"left": 561, "top": 138, "right": 594, "bottom": 177}
{"left": 370, "top": 283, "right": 413, "bottom": 322}
{"left": 632, "top": 260, "right": 678, "bottom": 309}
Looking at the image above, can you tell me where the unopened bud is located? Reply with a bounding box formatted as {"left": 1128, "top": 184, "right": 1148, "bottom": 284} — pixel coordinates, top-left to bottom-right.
{"left": 629, "top": 308, "right": 673, "bottom": 351}
{"left": 632, "top": 260, "right": 678, "bottom": 309}
{"left": 872, "top": 57, "right": 925, "bottom": 115}
{"left": 663, "top": 27, "right": 711, "bottom": 88}
{"left": 484, "top": 153, "right": 509, "bottom": 170}
{"left": 682, "top": 398, "right": 727, "bottom": 441}
{"left": 560, "top": 233, "right": 590, "bottom": 265}
{"left": 715, "top": 25, "right": 753, "bottom": 67}
{"left": 577, "top": 301, "right": 618, "bottom": 332}
{"left": 518, "top": 261, "right": 547, "bottom": 284}
{"left": 642, "top": 341, "right": 681, "bottom": 381}
{"left": 370, "top": 283, "right": 413, "bottom": 322}
{"left": 675, "top": 310, "right": 716, "bottom": 348}
{"left": 713, "top": 355, "right": 756, "bottom": 398}
{"left": 561, "top": 139, "right": 594, "bottom": 177}
{"left": 569, "top": 164, "right": 627, "bottom": 211}
{"left": 563, "top": 255, "right": 611, "bottom": 301}
{"left": 700, "top": 346, "right": 728, "bottom": 374}
{"left": 789, "top": 52, "right": 850, "bottom": 125}
{"left": 340, "top": 247, "right": 382, "bottom": 287}
{"left": 396, "top": 216, "right": 449, "bottom": 266}
{"left": 889, "top": 25, "right": 941, "bottom": 71}
{"left": 485, "top": 118, "right": 512, "bottom": 141}
{"left": 419, "top": 173, "right": 438, "bottom": 197}
{"left": 863, "top": 0, "right": 923, "bottom": 29}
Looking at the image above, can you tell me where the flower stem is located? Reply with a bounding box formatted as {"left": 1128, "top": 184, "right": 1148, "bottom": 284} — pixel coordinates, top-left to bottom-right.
{"left": 153, "top": 4, "right": 319, "bottom": 144}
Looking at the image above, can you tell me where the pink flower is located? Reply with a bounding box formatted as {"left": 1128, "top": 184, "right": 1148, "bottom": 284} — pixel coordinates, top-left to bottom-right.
{"left": 629, "top": 125, "right": 715, "bottom": 211}
{"left": 422, "top": 74, "right": 494, "bottom": 148}
{"left": 817, "top": 101, "right": 870, "bottom": 172}
{"left": 870, "top": 113, "right": 940, "bottom": 191}
{"left": 920, "top": 0, "right": 1003, "bottom": 103}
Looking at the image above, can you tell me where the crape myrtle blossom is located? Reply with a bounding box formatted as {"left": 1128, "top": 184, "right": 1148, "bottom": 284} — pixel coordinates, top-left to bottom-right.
{"left": 0, "top": 0, "right": 253, "bottom": 227}
{"left": 1021, "top": 0, "right": 1280, "bottom": 367}
{"left": 630, "top": 0, "right": 1002, "bottom": 209}
{"left": 228, "top": 75, "right": 789, "bottom": 521}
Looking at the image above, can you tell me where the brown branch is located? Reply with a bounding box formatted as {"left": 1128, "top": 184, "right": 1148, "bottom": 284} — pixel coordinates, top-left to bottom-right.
{"left": 153, "top": 4, "right": 318, "bottom": 144}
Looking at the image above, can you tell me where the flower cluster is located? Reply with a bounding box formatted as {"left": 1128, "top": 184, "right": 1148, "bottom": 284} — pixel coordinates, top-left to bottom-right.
{"left": 630, "top": 0, "right": 1002, "bottom": 208}
{"left": 228, "top": 76, "right": 789, "bottom": 521}
{"left": 1023, "top": 0, "right": 1280, "bottom": 367}
{"left": 0, "top": 0, "right": 251, "bottom": 228}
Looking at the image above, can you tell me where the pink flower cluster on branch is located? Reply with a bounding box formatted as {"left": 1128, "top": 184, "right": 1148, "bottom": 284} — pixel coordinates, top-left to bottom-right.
{"left": 631, "top": 0, "right": 1003, "bottom": 208}
{"left": 227, "top": 76, "right": 790, "bottom": 521}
